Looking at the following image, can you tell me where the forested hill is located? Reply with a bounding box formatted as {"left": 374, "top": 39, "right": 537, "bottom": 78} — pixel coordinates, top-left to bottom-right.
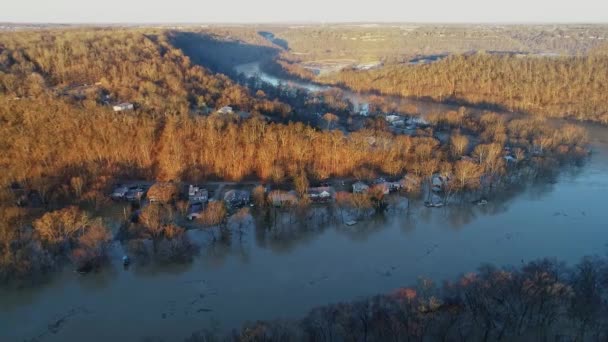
{"left": 0, "top": 28, "right": 293, "bottom": 204}
{"left": 321, "top": 51, "right": 608, "bottom": 124}
{"left": 0, "top": 29, "right": 288, "bottom": 116}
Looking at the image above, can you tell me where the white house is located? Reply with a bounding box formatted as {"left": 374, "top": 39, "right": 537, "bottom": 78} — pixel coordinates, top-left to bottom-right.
{"left": 188, "top": 185, "right": 208, "bottom": 203}
{"left": 217, "top": 106, "right": 233, "bottom": 115}
{"left": 113, "top": 103, "right": 134, "bottom": 112}
{"left": 385, "top": 114, "right": 401, "bottom": 123}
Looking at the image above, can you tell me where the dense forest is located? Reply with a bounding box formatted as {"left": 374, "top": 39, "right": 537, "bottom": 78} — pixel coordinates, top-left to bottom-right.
{"left": 322, "top": 52, "right": 608, "bottom": 123}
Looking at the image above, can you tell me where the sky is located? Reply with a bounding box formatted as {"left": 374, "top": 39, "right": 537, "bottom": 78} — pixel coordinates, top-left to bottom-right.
{"left": 1, "top": 0, "right": 607, "bottom": 23}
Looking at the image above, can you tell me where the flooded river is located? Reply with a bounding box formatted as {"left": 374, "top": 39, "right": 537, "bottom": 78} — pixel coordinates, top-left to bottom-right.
{"left": 235, "top": 62, "right": 464, "bottom": 116}
{"left": 2, "top": 70, "right": 608, "bottom": 341}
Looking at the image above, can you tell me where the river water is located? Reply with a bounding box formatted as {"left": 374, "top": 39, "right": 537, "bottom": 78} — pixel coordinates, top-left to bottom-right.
{"left": 1, "top": 69, "right": 608, "bottom": 341}
{"left": 234, "top": 62, "right": 463, "bottom": 116}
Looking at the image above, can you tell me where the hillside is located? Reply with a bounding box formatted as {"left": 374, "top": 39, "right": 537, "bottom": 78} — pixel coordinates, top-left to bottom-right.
{"left": 321, "top": 52, "right": 608, "bottom": 123}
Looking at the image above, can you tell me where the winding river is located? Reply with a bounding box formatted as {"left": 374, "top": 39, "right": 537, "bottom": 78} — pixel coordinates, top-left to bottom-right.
{"left": 234, "top": 62, "right": 466, "bottom": 116}
{"left": 1, "top": 67, "right": 608, "bottom": 341}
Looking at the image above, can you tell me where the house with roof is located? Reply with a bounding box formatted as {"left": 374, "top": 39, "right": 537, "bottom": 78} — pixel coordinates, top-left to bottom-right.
{"left": 307, "top": 186, "right": 334, "bottom": 203}
{"left": 268, "top": 190, "right": 299, "bottom": 207}
{"left": 217, "top": 106, "right": 233, "bottom": 115}
{"left": 188, "top": 185, "right": 208, "bottom": 204}
{"left": 113, "top": 102, "right": 134, "bottom": 112}
{"left": 224, "top": 189, "right": 250, "bottom": 208}
{"left": 352, "top": 181, "right": 370, "bottom": 194}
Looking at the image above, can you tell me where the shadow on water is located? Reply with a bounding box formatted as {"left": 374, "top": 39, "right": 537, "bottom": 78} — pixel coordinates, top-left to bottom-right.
{"left": 258, "top": 31, "right": 290, "bottom": 50}
{"left": 169, "top": 31, "right": 281, "bottom": 76}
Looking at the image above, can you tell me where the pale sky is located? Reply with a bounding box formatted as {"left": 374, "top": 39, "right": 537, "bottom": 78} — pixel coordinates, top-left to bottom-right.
{"left": 1, "top": 0, "right": 607, "bottom": 23}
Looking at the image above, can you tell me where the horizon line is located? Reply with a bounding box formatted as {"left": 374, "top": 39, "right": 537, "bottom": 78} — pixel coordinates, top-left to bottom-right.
{"left": 2, "top": 20, "right": 608, "bottom": 26}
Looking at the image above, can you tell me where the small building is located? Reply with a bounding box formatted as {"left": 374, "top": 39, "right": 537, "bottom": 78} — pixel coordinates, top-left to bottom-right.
{"left": 307, "top": 186, "right": 334, "bottom": 203}
{"left": 432, "top": 175, "right": 444, "bottom": 192}
{"left": 187, "top": 203, "right": 204, "bottom": 221}
{"left": 125, "top": 187, "right": 145, "bottom": 201}
{"left": 268, "top": 190, "right": 299, "bottom": 207}
{"left": 113, "top": 103, "right": 134, "bottom": 112}
{"left": 352, "top": 181, "right": 370, "bottom": 194}
{"left": 111, "top": 185, "right": 129, "bottom": 200}
{"left": 385, "top": 115, "right": 401, "bottom": 123}
{"left": 188, "top": 185, "right": 208, "bottom": 204}
{"left": 408, "top": 116, "right": 429, "bottom": 126}
{"left": 224, "top": 190, "right": 250, "bottom": 208}
{"left": 391, "top": 119, "right": 406, "bottom": 127}
{"left": 387, "top": 182, "right": 403, "bottom": 192}
{"left": 217, "top": 106, "right": 233, "bottom": 115}
{"left": 358, "top": 103, "right": 370, "bottom": 116}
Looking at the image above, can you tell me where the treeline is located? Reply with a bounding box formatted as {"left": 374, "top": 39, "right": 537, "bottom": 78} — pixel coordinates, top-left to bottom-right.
{"left": 188, "top": 256, "right": 608, "bottom": 341}
{"left": 323, "top": 53, "right": 608, "bottom": 124}
{"left": 0, "top": 94, "right": 588, "bottom": 208}
{"left": 0, "top": 29, "right": 288, "bottom": 116}
{"left": 262, "top": 25, "right": 608, "bottom": 63}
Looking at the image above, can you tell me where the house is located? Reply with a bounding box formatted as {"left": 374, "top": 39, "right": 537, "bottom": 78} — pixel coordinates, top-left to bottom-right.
{"left": 125, "top": 186, "right": 145, "bottom": 201}
{"left": 224, "top": 190, "right": 250, "bottom": 208}
{"left": 408, "top": 116, "right": 429, "bottom": 126}
{"left": 187, "top": 203, "right": 205, "bottom": 221}
{"left": 387, "top": 182, "right": 403, "bottom": 192}
{"left": 385, "top": 115, "right": 401, "bottom": 123}
{"left": 307, "top": 186, "right": 334, "bottom": 203}
{"left": 358, "top": 103, "right": 370, "bottom": 116}
{"left": 391, "top": 119, "right": 406, "bottom": 127}
{"left": 111, "top": 185, "right": 129, "bottom": 200}
{"left": 432, "top": 175, "right": 444, "bottom": 192}
{"left": 268, "top": 190, "right": 299, "bottom": 207}
{"left": 352, "top": 181, "right": 370, "bottom": 194}
{"left": 217, "top": 106, "right": 233, "bottom": 115}
{"left": 113, "top": 102, "right": 134, "bottom": 112}
{"left": 188, "top": 185, "right": 208, "bottom": 204}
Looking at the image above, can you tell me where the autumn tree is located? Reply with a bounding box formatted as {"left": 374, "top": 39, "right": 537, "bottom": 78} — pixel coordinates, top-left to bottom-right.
{"left": 450, "top": 134, "right": 469, "bottom": 159}
{"left": 33, "top": 206, "right": 90, "bottom": 250}
{"left": 323, "top": 112, "right": 339, "bottom": 130}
